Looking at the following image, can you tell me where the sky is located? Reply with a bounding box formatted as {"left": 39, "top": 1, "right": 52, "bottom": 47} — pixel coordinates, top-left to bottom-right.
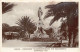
{"left": 2, "top": 2, "right": 62, "bottom": 29}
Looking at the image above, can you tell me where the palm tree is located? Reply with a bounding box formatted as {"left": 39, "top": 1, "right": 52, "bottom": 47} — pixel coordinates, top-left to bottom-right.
{"left": 16, "top": 16, "right": 36, "bottom": 38}
{"left": 2, "top": 2, "right": 15, "bottom": 14}
{"left": 44, "top": 2, "right": 78, "bottom": 47}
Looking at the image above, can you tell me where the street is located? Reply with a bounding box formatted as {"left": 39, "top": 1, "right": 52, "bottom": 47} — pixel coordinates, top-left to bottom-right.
{"left": 2, "top": 39, "right": 56, "bottom": 47}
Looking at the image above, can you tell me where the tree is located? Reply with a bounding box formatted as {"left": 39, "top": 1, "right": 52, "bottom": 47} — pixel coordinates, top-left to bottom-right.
{"left": 2, "top": 23, "right": 10, "bottom": 32}
{"left": 16, "top": 16, "right": 36, "bottom": 38}
{"left": 44, "top": 28, "right": 54, "bottom": 38}
{"left": 2, "top": 23, "right": 10, "bottom": 39}
{"left": 58, "top": 19, "right": 68, "bottom": 40}
{"left": 2, "top": 2, "right": 15, "bottom": 14}
{"left": 44, "top": 2, "right": 78, "bottom": 47}
{"left": 10, "top": 26, "right": 22, "bottom": 32}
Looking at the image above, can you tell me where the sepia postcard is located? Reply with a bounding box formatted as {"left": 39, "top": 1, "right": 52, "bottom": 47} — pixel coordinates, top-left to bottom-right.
{"left": 0, "top": 0, "right": 80, "bottom": 52}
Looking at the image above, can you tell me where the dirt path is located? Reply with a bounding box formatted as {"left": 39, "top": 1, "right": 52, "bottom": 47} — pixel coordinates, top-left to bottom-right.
{"left": 2, "top": 40, "right": 56, "bottom": 47}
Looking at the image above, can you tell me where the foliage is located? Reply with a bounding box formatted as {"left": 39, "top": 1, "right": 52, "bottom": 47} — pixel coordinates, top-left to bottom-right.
{"left": 2, "top": 23, "right": 10, "bottom": 32}
{"left": 2, "top": 2, "right": 15, "bottom": 14}
{"left": 16, "top": 16, "right": 36, "bottom": 37}
{"left": 44, "top": 2, "right": 78, "bottom": 47}
{"left": 10, "top": 26, "right": 22, "bottom": 32}
{"left": 44, "top": 2, "right": 78, "bottom": 26}
{"left": 2, "top": 23, "right": 10, "bottom": 39}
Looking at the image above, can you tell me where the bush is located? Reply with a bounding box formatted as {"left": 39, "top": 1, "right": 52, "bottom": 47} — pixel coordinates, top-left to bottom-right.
{"left": 30, "top": 37, "right": 57, "bottom": 42}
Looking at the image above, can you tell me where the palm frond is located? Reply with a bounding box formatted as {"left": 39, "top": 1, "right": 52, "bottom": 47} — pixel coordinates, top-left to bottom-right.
{"left": 44, "top": 2, "right": 78, "bottom": 25}
{"left": 2, "top": 2, "right": 15, "bottom": 14}
{"left": 16, "top": 16, "right": 36, "bottom": 34}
